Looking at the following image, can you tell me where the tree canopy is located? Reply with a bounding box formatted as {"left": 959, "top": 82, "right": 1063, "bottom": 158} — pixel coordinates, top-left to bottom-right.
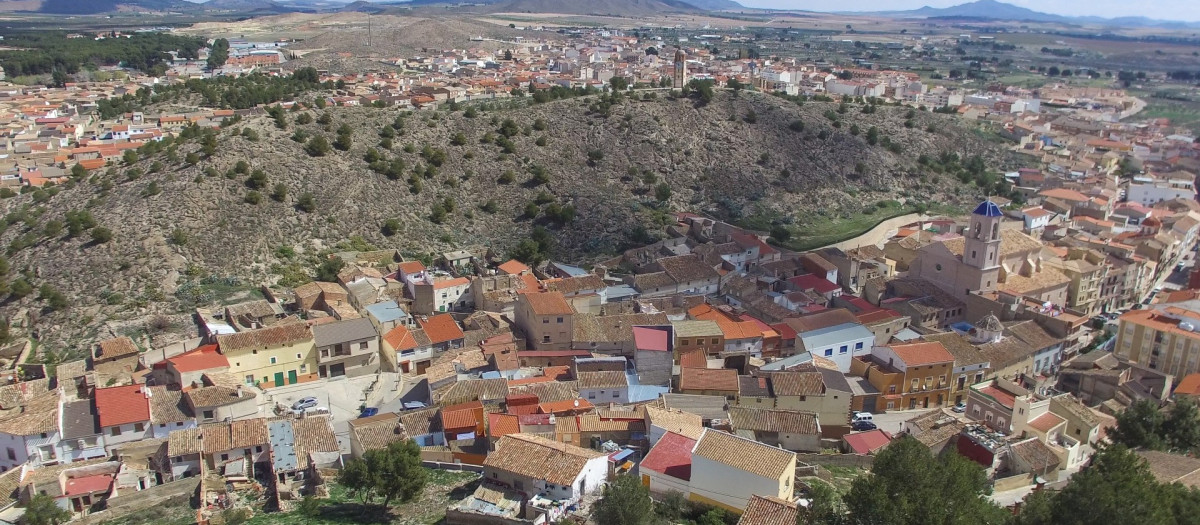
{"left": 337, "top": 439, "right": 426, "bottom": 507}
{"left": 593, "top": 474, "right": 654, "bottom": 525}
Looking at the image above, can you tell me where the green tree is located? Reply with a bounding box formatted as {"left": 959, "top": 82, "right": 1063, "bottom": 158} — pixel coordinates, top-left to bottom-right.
{"left": 90, "top": 227, "right": 113, "bottom": 244}
{"left": 316, "top": 256, "right": 345, "bottom": 282}
{"left": 592, "top": 475, "right": 653, "bottom": 525}
{"left": 306, "top": 135, "right": 331, "bottom": 157}
{"left": 271, "top": 183, "right": 288, "bottom": 202}
{"left": 244, "top": 191, "right": 262, "bottom": 205}
{"left": 70, "top": 163, "right": 86, "bottom": 178}
{"left": 246, "top": 170, "right": 268, "bottom": 190}
{"left": 799, "top": 480, "right": 846, "bottom": 525}
{"left": 339, "top": 440, "right": 427, "bottom": 507}
{"left": 9, "top": 278, "right": 32, "bottom": 299}
{"left": 655, "top": 183, "right": 672, "bottom": 202}
{"left": 42, "top": 220, "right": 63, "bottom": 238}
{"left": 206, "top": 38, "right": 230, "bottom": 70}
{"left": 609, "top": 76, "right": 630, "bottom": 92}
{"left": 123, "top": 149, "right": 138, "bottom": 165}
{"left": 296, "top": 192, "right": 316, "bottom": 213}
{"left": 866, "top": 126, "right": 879, "bottom": 146}
{"left": 23, "top": 493, "right": 70, "bottom": 525}
{"left": 1012, "top": 445, "right": 1186, "bottom": 525}
{"left": 450, "top": 132, "right": 467, "bottom": 146}
{"left": 38, "top": 284, "right": 67, "bottom": 312}
{"left": 382, "top": 219, "right": 401, "bottom": 237}
{"left": 844, "top": 436, "right": 1008, "bottom": 525}
{"left": 1110, "top": 399, "right": 1165, "bottom": 451}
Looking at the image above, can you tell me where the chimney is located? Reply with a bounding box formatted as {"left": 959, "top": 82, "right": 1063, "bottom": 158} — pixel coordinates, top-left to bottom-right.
{"left": 236, "top": 385, "right": 245, "bottom": 398}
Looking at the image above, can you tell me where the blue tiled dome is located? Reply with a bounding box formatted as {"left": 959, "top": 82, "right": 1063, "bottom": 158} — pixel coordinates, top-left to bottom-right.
{"left": 972, "top": 200, "right": 1003, "bottom": 217}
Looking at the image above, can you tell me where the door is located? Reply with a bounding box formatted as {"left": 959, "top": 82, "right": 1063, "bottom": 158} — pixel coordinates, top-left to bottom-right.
{"left": 330, "top": 363, "right": 346, "bottom": 377}
{"left": 288, "top": 370, "right": 299, "bottom": 384}
{"left": 273, "top": 372, "right": 285, "bottom": 387}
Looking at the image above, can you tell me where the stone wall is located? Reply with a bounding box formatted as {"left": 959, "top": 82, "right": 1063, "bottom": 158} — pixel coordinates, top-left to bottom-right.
{"left": 796, "top": 453, "right": 875, "bottom": 469}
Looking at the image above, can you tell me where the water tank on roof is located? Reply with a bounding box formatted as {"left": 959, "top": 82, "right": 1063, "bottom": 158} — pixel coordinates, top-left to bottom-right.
{"left": 1183, "top": 322, "right": 1196, "bottom": 332}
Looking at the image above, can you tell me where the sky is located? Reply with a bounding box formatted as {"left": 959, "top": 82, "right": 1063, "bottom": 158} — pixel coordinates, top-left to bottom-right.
{"left": 736, "top": 0, "right": 1200, "bottom": 22}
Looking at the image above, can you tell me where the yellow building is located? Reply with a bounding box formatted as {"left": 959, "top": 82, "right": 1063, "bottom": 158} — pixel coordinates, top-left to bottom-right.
{"left": 1115, "top": 306, "right": 1200, "bottom": 377}
{"left": 217, "top": 322, "right": 317, "bottom": 388}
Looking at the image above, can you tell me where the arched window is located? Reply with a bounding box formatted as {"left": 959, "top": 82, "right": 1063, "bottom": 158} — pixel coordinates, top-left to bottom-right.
{"left": 973, "top": 222, "right": 981, "bottom": 239}
{"left": 991, "top": 223, "right": 999, "bottom": 240}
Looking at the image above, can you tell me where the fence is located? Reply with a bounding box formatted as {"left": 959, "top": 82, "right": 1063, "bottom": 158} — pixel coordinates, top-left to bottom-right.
{"left": 795, "top": 453, "right": 875, "bottom": 470}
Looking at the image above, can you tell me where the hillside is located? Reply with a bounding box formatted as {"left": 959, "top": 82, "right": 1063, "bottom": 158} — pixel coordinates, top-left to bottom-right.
{"left": 487, "top": 0, "right": 703, "bottom": 16}
{"left": 0, "top": 0, "right": 193, "bottom": 13}
{"left": 0, "top": 91, "right": 1018, "bottom": 358}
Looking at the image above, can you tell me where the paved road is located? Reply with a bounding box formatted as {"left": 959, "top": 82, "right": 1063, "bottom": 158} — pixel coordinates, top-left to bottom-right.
{"left": 819, "top": 213, "right": 927, "bottom": 252}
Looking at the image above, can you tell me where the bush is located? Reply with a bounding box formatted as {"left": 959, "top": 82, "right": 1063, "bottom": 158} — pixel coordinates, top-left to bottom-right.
{"left": 9, "top": 278, "right": 32, "bottom": 299}
{"left": 296, "top": 192, "right": 316, "bottom": 213}
{"left": 382, "top": 218, "right": 401, "bottom": 236}
{"left": 169, "top": 228, "right": 187, "bottom": 245}
{"left": 271, "top": 183, "right": 288, "bottom": 202}
{"left": 244, "top": 191, "right": 262, "bottom": 204}
{"left": 480, "top": 199, "right": 498, "bottom": 214}
{"left": 90, "top": 227, "right": 113, "bottom": 244}
{"left": 306, "top": 135, "right": 331, "bottom": 157}
{"left": 789, "top": 120, "right": 805, "bottom": 132}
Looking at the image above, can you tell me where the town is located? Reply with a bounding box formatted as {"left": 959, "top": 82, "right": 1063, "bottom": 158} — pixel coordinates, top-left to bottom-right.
{"left": 0, "top": 14, "right": 1197, "bottom": 525}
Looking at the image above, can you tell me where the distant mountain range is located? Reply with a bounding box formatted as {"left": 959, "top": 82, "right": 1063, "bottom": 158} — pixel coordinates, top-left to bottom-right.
{"left": 872, "top": 0, "right": 1200, "bottom": 29}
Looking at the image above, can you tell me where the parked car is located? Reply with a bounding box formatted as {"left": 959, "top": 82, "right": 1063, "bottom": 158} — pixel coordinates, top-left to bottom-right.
{"left": 292, "top": 397, "right": 319, "bottom": 411}
{"left": 851, "top": 420, "right": 878, "bottom": 432}
{"left": 952, "top": 402, "right": 967, "bottom": 413}
{"left": 359, "top": 407, "right": 380, "bottom": 418}
{"left": 851, "top": 412, "right": 874, "bottom": 424}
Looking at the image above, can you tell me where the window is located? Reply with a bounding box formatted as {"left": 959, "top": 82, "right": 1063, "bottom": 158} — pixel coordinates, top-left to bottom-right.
{"left": 824, "top": 349, "right": 833, "bottom": 357}
{"left": 256, "top": 446, "right": 263, "bottom": 453}
{"left": 839, "top": 345, "right": 848, "bottom": 354}
{"left": 270, "top": 357, "right": 277, "bottom": 364}
{"left": 935, "top": 263, "right": 943, "bottom": 272}
{"left": 613, "top": 392, "right": 619, "bottom": 398}
{"left": 111, "top": 427, "right": 122, "bottom": 437}
{"left": 203, "top": 410, "right": 215, "bottom": 420}
{"left": 556, "top": 317, "right": 564, "bottom": 323}
{"left": 359, "top": 341, "right": 368, "bottom": 350}
{"left": 543, "top": 335, "right": 551, "bottom": 343}
{"left": 159, "top": 424, "right": 166, "bottom": 428}
{"left": 40, "top": 433, "right": 47, "bottom": 439}
{"left": 588, "top": 392, "right": 596, "bottom": 399}
{"left": 5, "top": 448, "right": 13, "bottom": 461}
{"left": 911, "top": 379, "right": 919, "bottom": 391}
{"left": 134, "top": 422, "right": 145, "bottom": 432}
{"left": 543, "top": 319, "right": 549, "bottom": 324}
{"left": 680, "top": 339, "right": 689, "bottom": 346}
{"left": 971, "top": 250, "right": 977, "bottom": 259}
{"left": 296, "top": 353, "right": 302, "bottom": 360}
{"left": 300, "top": 364, "right": 308, "bottom": 373}
{"left": 855, "top": 342, "right": 864, "bottom": 350}
{"left": 221, "top": 454, "right": 228, "bottom": 461}
{"left": 245, "top": 375, "right": 255, "bottom": 384}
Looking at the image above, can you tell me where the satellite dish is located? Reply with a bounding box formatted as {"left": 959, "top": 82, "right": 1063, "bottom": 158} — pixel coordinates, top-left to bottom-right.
{"left": 574, "top": 400, "right": 580, "bottom": 407}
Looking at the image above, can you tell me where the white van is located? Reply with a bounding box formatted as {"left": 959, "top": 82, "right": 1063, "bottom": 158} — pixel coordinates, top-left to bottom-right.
{"left": 852, "top": 412, "right": 874, "bottom": 424}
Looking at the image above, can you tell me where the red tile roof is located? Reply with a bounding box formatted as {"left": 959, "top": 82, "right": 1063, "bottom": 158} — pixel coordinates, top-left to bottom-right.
{"left": 679, "top": 350, "right": 708, "bottom": 369}
{"left": 977, "top": 384, "right": 1018, "bottom": 409}
{"left": 522, "top": 291, "right": 575, "bottom": 316}
{"left": 842, "top": 429, "right": 893, "bottom": 455}
{"left": 383, "top": 324, "right": 419, "bottom": 351}
{"left": 538, "top": 398, "right": 593, "bottom": 414}
{"left": 640, "top": 431, "right": 696, "bottom": 480}
{"left": 1176, "top": 374, "right": 1200, "bottom": 396}
{"left": 167, "top": 344, "right": 228, "bottom": 373}
{"left": 397, "top": 261, "right": 426, "bottom": 275}
{"left": 889, "top": 341, "right": 954, "bottom": 366}
{"left": 64, "top": 474, "right": 114, "bottom": 496}
{"left": 488, "top": 413, "right": 520, "bottom": 438}
{"left": 1028, "top": 412, "right": 1065, "bottom": 433}
{"left": 94, "top": 385, "right": 151, "bottom": 428}
{"left": 679, "top": 367, "right": 739, "bottom": 392}
{"left": 497, "top": 259, "right": 530, "bottom": 275}
{"left": 418, "top": 314, "right": 464, "bottom": 345}
{"left": 787, "top": 274, "right": 841, "bottom": 294}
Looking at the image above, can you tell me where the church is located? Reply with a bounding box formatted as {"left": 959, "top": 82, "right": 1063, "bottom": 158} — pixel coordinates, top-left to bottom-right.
{"left": 908, "top": 200, "right": 1070, "bottom": 306}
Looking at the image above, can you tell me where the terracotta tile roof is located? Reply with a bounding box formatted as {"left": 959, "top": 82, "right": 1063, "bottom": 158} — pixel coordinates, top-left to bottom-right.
{"left": 0, "top": 393, "right": 58, "bottom": 436}
{"left": 1137, "top": 450, "right": 1200, "bottom": 487}
{"left": 679, "top": 350, "right": 708, "bottom": 369}
{"left": 738, "top": 495, "right": 799, "bottom": 525}
{"left": 349, "top": 413, "right": 405, "bottom": 453}
{"left": 577, "top": 414, "right": 646, "bottom": 433}
{"left": 640, "top": 431, "right": 696, "bottom": 480}
{"left": 148, "top": 386, "right": 192, "bottom": 424}
{"left": 186, "top": 386, "right": 251, "bottom": 409}
{"left": 889, "top": 341, "right": 954, "bottom": 367}
{"left": 167, "top": 344, "right": 228, "bottom": 373}
{"left": 679, "top": 367, "right": 739, "bottom": 392}
{"left": 657, "top": 254, "right": 720, "bottom": 283}
{"left": 692, "top": 429, "right": 794, "bottom": 479}
{"left": 488, "top": 413, "right": 520, "bottom": 438}
{"left": 1011, "top": 438, "right": 1061, "bottom": 471}
{"left": 399, "top": 407, "right": 441, "bottom": 436}
{"left": 645, "top": 406, "right": 704, "bottom": 440}
{"left": 442, "top": 407, "right": 481, "bottom": 430}
{"left": 544, "top": 275, "right": 605, "bottom": 294}
{"left": 497, "top": 259, "right": 529, "bottom": 275}
{"left": 511, "top": 381, "right": 579, "bottom": 403}
{"left": 1027, "top": 412, "right": 1065, "bottom": 433}
{"left": 729, "top": 406, "right": 820, "bottom": 435}
{"left": 539, "top": 398, "right": 593, "bottom": 414}
{"left": 842, "top": 429, "right": 893, "bottom": 455}
{"left": 1177, "top": 374, "right": 1200, "bottom": 396}
{"left": 544, "top": 365, "right": 572, "bottom": 380}
{"left": 293, "top": 416, "right": 341, "bottom": 467}
{"left": 97, "top": 336, "right": 139, "bottom": 360}
{"left": 577, "top": 371, "right": 628, "bottom": 390}
{"left": 418, "top": 314, "right": 465, "bottom": 345}
{"left": 217, "top": 322, "right": 313, "bottom": 353}
{"left": 976, "top": 384, "right": 1018, "bottom": 410}
{"left": 94, "top": 385, "right": 151, "bottom": 428}
{"left": 522, "top": 291, "right": 575, "bottom": 316}
{"left": 384, "top": 324, "right": 420, "bottom": 351}
{"left": 201, "top": 422, "right": 233, "bottom": 454}
{"left": 485, "top": 433, "right": 605, "bottom": 487}
{"left": 769, "top": 372, "right": 824, "bottom": 396}
{"left": 231, "top": 418, "right": 269, "bottom": 449}
{"left": 437, "top": 378, "right": 509, "bottom": 406}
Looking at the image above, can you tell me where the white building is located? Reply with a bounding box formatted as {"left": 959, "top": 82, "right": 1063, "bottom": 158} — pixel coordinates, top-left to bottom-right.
{"left": 483, "top": 434, "right": 608, "bottom": 503}
{"left": 687, "top": 429, "right": 797, "bottom": 512}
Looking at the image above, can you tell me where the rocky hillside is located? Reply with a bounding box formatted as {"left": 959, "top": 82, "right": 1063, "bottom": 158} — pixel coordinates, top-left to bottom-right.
{"left": 0, "top": 90, "right": 1018, "bottom": 359}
